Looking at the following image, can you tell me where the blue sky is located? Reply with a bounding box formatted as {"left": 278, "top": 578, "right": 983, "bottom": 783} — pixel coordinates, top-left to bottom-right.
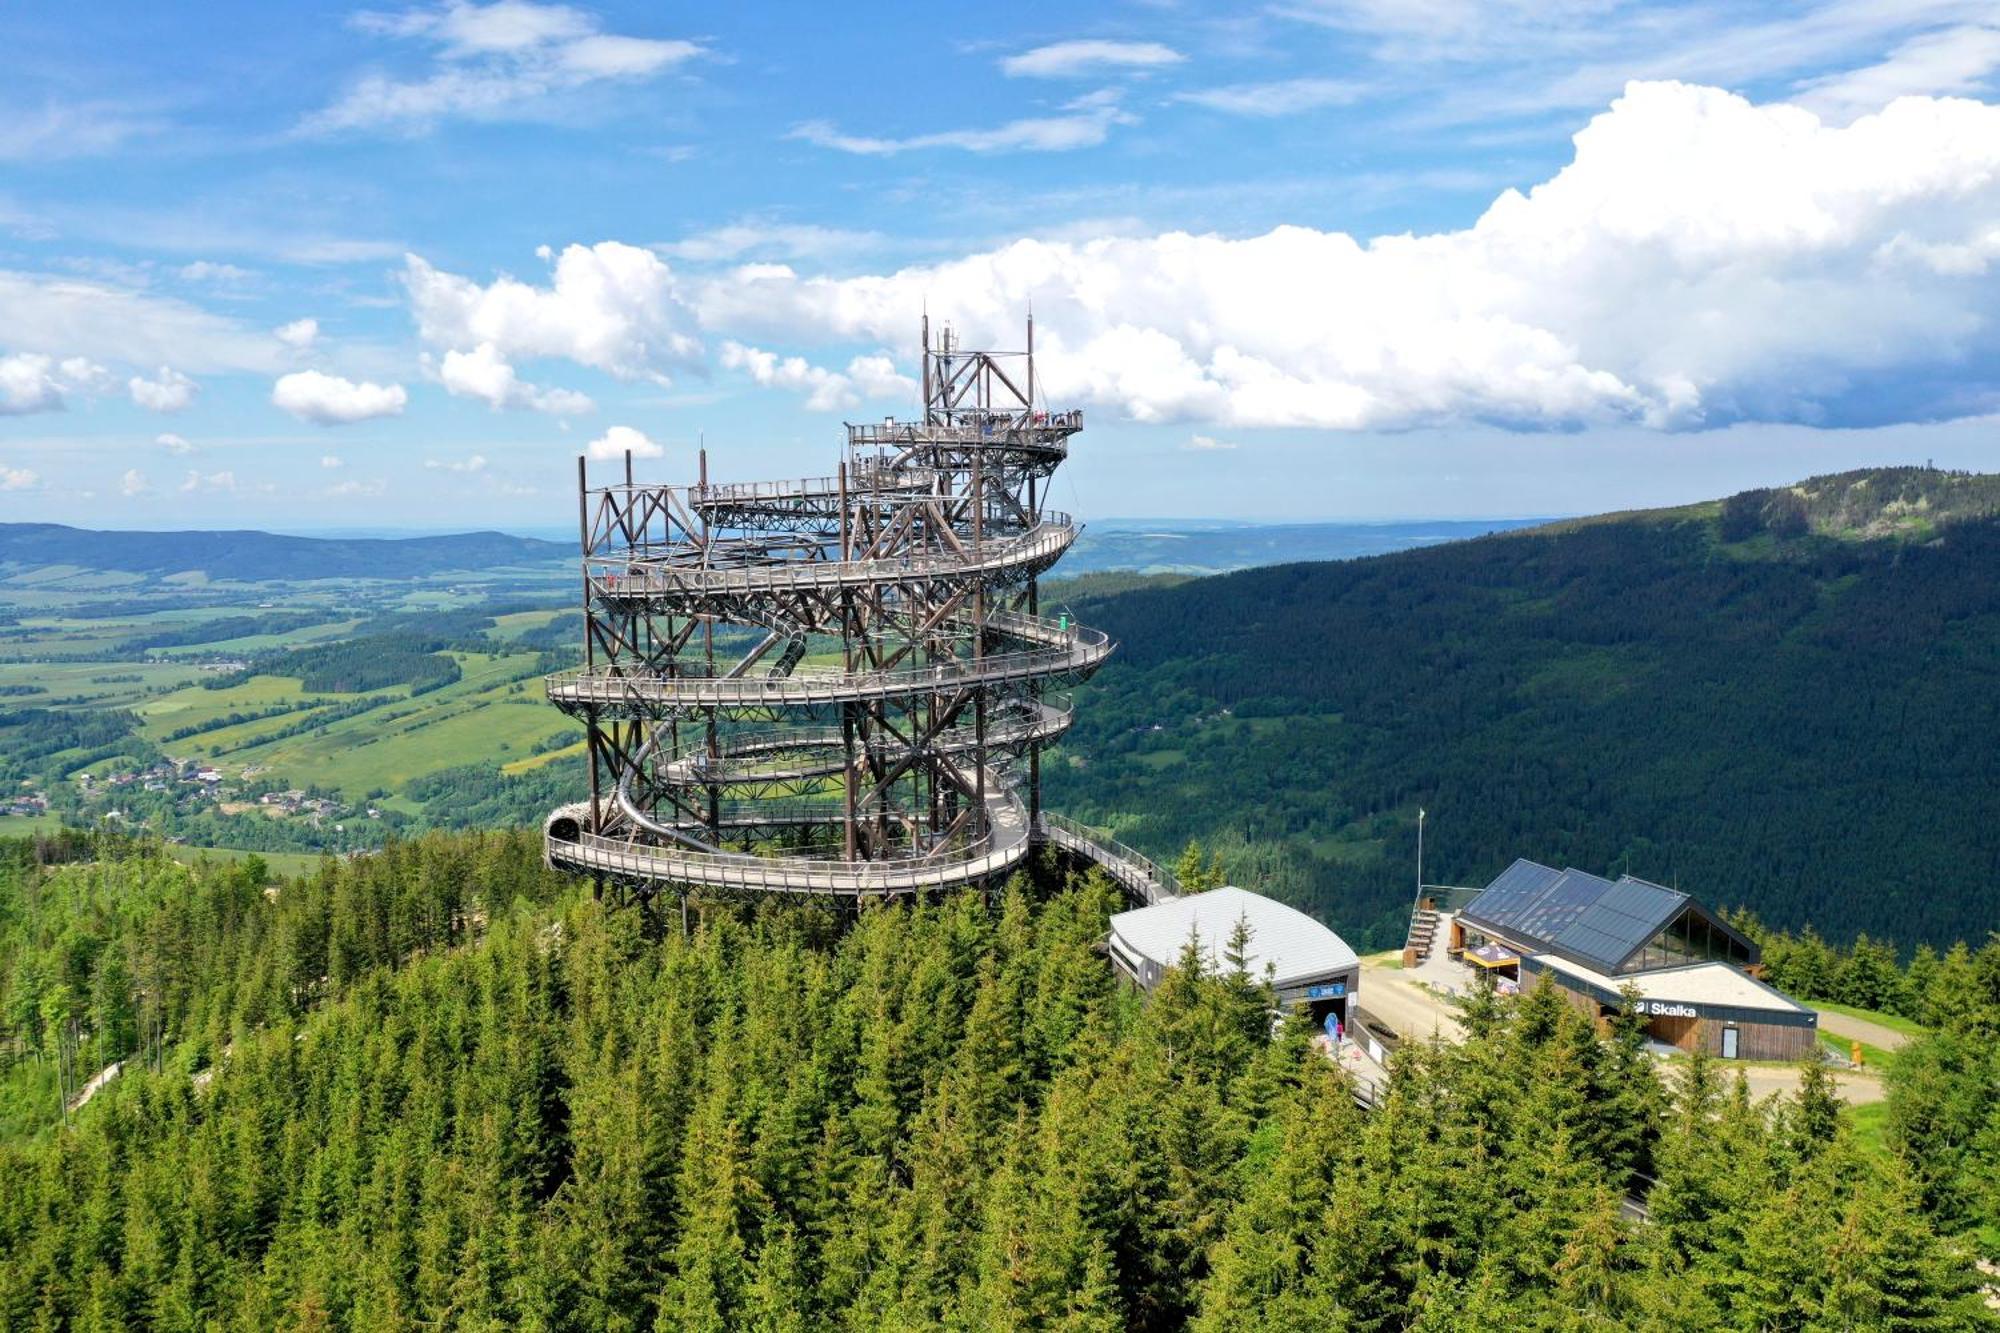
{"left": 3, "top": 0, "right": 1999, "bottom": 530}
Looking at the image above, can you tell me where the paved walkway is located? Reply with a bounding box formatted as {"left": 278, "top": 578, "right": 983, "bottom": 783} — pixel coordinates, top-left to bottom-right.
{"left": 1356, "top": 956, "right": 1465, "bottom": 1043}
{"left": 1730, "top": 1064, "right": 1887, "bottom": 1106}
{"left": 1814, "top": 1007, "right": 1913, "bottom": 1053}
{"left": 66, "top": 1059, "right": 122, "bottom": 1114}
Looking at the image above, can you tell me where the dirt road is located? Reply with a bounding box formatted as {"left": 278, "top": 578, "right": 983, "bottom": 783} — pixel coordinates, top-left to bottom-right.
{"left": 1356, "top": 961, "right": 1465, "bottom": 1044}
{"left": 1732, "top": 1064, "right": 1887, "bottom": 1106}
{"left": 1814, "top": 1008, "right": 1913, "bottom": 1053}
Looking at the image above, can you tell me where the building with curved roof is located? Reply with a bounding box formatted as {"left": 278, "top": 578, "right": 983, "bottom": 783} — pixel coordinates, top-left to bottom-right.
{"left": 1109, "top": 886, "right": 1361, "bottom": 1030}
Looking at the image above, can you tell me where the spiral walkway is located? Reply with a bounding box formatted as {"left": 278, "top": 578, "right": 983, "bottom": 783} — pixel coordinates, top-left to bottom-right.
{"left": 544, "top": 319, "right": 1113, "bottom": 902}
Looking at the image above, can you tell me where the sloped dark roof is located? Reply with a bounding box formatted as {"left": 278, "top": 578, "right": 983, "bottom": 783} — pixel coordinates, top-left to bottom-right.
{"left": 1460, "top": 858, "right": 1726, "bottom": 974}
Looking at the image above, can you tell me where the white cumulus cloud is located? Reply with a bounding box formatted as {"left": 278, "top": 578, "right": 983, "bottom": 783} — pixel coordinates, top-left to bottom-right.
{"left": 156, "top": 432, "right": 195, "bottom": 455}
{"left": 424, "top": 453, "right": 489, "bottom": 472}
{"left": 719, "top": 341, "right": 916, "bottom": 411}
{"left": 404, "top": 242, "right": 701, "bottom": 386}
{"left": 0, "top": 352, "right": 110, "bottom": 415}
{"left": 436, "top": 340, "right": 595, "bottom": 413}
{"left": 275, "top": 317, "right": 320, "bottom": 349}
{"left": 695, "top": 82, "right": 2000, "bottom": 432}
{"left": 1000, "top": 40, "right": 1184, "bottom": 78}
{"left": 178, "top": 469, "right": 237, "bottom": 494}
{"left": 1185, "top": 434, "right": 1238, "bottom": 451}
{"left": 180, "top": 261, "right": 256, "bottom": 285}
{"left": 0, "top": 465, "right": 40, "bottom": 491}
{"left": 128, "top": 365, "right": 198, "bottom": 412}
{"left": 585, "top": 424, "right": 662, "bottom": 460}
{"left": 120, "top": 469, "right": 150, "bottom": 496}
{"left": 321, "top": 454, "right": 343, "bottom": 468}
{"left": 272, "top": 370, "right": 408, "bottom": 424}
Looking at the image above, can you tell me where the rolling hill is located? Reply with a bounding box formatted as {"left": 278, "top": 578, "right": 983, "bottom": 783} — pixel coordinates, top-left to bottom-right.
{"left": 1044, "top": 467, "right": 2000, "bottom": 952}
{"left": 0, "top": 523, "right": 570, "bottom": 581}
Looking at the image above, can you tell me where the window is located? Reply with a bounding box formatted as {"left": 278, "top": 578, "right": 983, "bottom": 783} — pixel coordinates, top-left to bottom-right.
{"left": 1627, "top": 907, "right": 1752, "bottom": 972}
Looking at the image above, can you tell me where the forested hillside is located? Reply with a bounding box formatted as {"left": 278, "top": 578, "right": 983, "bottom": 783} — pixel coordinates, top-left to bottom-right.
{"left": 1045, "top": 468, "right": 2000, "bottom": 951}
{"left": 1, "top": 833, "right": 1993, "bottom": 1329}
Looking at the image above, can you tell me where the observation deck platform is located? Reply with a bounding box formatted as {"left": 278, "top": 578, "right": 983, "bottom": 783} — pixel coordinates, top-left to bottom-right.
{"left": 587, "top": 514, "right": 1076, "bottom": 608}
{"left": 547, "top": 614, "right": 1111, "bottom": 714}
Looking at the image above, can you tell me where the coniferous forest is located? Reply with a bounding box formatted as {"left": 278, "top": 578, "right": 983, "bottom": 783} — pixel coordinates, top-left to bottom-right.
{"left": 2, "top": 832, "right": 1996, "bottom": 1330}
{"left": 1047, "top": 481, "right": 2000, "bottom": 951}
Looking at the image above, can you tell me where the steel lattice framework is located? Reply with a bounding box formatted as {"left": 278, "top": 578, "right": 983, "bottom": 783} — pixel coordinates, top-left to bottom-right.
{"left": 544, "top": 318, "right": 1113, "bottom": 902}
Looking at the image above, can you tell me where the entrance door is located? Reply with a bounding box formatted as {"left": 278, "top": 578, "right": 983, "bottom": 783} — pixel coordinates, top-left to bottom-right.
{"left": 1721, "top": 1027, "right": 1739, "bottom": 1060}
{"left": 1312, "top": 997, "right": 1347, "bottom": 1041}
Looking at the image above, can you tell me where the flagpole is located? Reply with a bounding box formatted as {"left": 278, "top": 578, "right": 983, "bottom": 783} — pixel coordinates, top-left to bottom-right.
{"left": 1414, "top": 807, "right": 1426, "bottom": 916}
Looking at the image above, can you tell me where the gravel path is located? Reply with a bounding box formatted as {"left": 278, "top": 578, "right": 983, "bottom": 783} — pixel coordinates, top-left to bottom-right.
{"left": 1814, "top": 1008, "right": 1914, "bottom": 1053}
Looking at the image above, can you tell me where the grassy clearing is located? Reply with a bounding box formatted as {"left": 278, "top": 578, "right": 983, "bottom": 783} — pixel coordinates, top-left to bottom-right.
{"left": 136, "top": 675, "right": 350, "bottom": 743}
{"left": 176, "top": 704, "right": 348, "bottom": 756}
{"left": 502, "top": 739, "right": 584, "bottom": 775}
{"left": 0, "top": 661, "right": 207, "bottom": 707}
{"left": 1814, "top": 1000, "right": 1929, "bottom": 1040}
{"left": 489, "top": 609, "right": 564, "bottom": 640}
{"left": 149, "top": 618, "right": 357, "bottom": 657}
{"left": 0, "top": 813, "right": 66, "bottom": 836}
{"left": 163, "top": 845, "right": 328, "bottom": 878}
{"left": 1846, "top": 1100, "right": 1892, "bottom": 1166}
{"left": 1820, "top": 1028, "right": 1897, "bottom": 1072}
{"left": 179, "top": 652, "right": 555, "bottom": 793}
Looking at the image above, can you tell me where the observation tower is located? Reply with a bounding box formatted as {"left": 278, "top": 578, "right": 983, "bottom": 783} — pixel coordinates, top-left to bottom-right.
{"left": 543, "top": 318, "right": 1116, "bottom": 903}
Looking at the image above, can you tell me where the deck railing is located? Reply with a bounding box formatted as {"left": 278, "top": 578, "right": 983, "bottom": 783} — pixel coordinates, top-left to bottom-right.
{"left": 586, "top": 514, "right": 1075, "bottom": 601}
{"left": 548, "top": 618, "right": 1112, "bottom": 711}
{"left": 1036, "top": 812, "right": 1180, "bottom": 905}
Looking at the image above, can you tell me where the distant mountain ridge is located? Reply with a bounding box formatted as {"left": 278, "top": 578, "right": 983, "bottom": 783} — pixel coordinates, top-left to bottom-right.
{"left": 1064, "top": 517, "right": 1549, "bottom": 574}
{"left": 0, "top": 516, "right": 1556, "bottom": 586}
{"left": 1046, "top": 466, "right": 2000, "bottom": 951}
{"left": 0, "top": 524, "right": 571, "bottom": 581}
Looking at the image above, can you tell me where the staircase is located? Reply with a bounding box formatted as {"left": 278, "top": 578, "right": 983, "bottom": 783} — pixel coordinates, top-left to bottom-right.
{"left": 1403, "top": 904, "right": 1441, "bottom": 967}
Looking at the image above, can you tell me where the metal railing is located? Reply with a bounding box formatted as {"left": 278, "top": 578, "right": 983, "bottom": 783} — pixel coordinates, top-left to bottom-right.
{"left": 845, "top": 410, "right": 1082, "bottom": 450}
{"left": 586, "top": 514, "right": 1076, "bottom": 602}
{"left": 551, "top": 827, "right": 1032, "bottom": 894}
{"left": 656, "top": 702, "right": 1073, "bottom": 783}
{"left": 689, "top": 462, "right": 936, "bottom": 507}
{"left": 548, "top": 619, "right": 1112, "bottom": 712}
{"left": 1418, "top": 884, "right": 1485, "bottom": 913}
{"left": 1036, "top": 811, "right": 1179, "bottom": 905}
{"left": 549, "top": 769, "right": 1032, "bottom": 895}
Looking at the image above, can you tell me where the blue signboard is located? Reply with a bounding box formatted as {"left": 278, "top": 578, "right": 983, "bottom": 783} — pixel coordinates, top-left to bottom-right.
{"left": 1306, "top": 982, "right": 1346, "bottom": 999}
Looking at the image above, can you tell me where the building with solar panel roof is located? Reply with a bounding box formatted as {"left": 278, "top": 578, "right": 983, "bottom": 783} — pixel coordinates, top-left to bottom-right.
{"left": 1451, "top": 858, "right": 1816, "bottom": 1060}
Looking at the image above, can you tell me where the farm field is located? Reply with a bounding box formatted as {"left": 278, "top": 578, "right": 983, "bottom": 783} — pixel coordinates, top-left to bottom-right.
{"left": 0, "top": 661, "right": 210, "bottom": 707}
{"left": 0, "top": 555, "right": 577, "bottom": 854}
{"left": 134, "top": 651, "right": 572, "bottom": 793}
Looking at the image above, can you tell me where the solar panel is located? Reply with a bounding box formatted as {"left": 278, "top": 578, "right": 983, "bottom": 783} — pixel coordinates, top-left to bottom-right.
{"left": 1509, "top": 869, "right": 1616, "bottom": 942}
{"left": 1552, "top": 922, "right": 1637, "bottom": 971}
{"left": 1464, "top": 859, "right": 1742, "bottom": 975}
{"left": 1549, "top": 877, "right": 1688, "bottom": 971}
{"left": 1460, "top": 859, "right": 1562, "bottom": 928}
